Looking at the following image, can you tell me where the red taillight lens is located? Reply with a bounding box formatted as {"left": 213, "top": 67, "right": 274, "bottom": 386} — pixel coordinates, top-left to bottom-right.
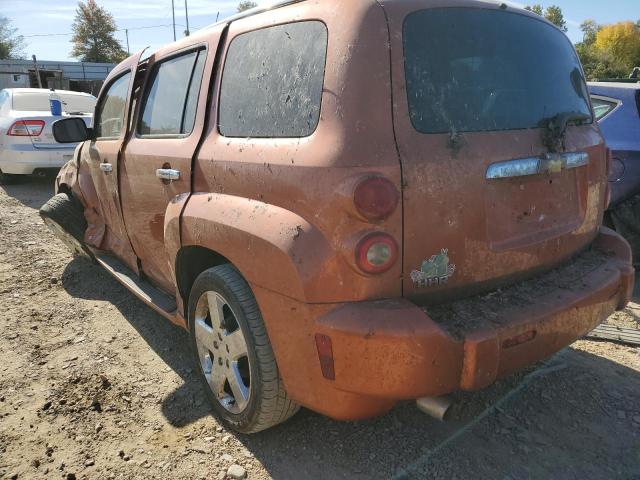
{"left": 356, "top": 233, "right": 398, "bottom": 274}
{"left": 7, "top": 120, "right": 45, "bottom": 136}
{"left": 354, "top": 176, "right": 399, "bottom": 221}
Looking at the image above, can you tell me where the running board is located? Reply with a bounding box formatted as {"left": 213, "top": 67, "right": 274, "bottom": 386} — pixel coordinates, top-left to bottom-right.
{"left": 94, "top": 253, "right": 178, "bottom": 316}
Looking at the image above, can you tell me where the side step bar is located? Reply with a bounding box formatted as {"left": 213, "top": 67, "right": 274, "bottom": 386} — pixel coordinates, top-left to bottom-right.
{"left": 94, "top": 253, "right": 178, "bottom": 317}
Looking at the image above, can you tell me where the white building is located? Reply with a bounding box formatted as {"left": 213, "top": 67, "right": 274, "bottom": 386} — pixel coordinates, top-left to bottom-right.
{"left": 0, "top": 59, "right": 115, "bottom": 95}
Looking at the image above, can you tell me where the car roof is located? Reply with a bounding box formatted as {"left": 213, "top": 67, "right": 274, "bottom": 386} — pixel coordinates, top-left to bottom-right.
{"left": 204, "top": 0, "right": 304, "bottom": 29}
{"left": 3, "top": 88, "right": 95, "bottom": 97}
{"left": 588, "top": 82, "right": 640, "bottom": 91}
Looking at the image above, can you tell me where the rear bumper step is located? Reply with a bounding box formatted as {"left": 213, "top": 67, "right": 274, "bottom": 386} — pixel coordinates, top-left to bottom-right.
{"left": 314, "top": 227, "right": 633, "bottom": 401}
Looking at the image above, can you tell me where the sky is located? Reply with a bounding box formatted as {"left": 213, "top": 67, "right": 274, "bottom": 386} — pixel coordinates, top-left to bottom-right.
{"left": 1, "top": 0, "right": 639, "bottom": 62}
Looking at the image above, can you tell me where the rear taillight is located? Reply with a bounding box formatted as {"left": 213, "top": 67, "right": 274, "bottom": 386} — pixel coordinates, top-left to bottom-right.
{"left": 7, "top": 120, "right": 45, "bottom": 136}
{"left": 355, "top": 232, "right": 398, "bottom": 274}
{"left": 354, "top": 176, "right": 399, "bottom": 221}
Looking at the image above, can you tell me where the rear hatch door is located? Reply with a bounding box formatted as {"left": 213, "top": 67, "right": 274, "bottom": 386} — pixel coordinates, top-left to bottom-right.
{"left": 381, "top": 2, "right": 608, "bottom": 303}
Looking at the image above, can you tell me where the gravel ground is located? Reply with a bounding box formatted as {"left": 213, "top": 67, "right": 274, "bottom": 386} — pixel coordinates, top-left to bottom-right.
{"left": 0, "top": 178, "right": 639, "bottom": 480}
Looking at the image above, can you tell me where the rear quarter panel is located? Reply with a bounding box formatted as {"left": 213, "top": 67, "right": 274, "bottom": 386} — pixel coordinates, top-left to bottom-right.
{"left": 186, "top": 0, "right": 403, "bottom": 303}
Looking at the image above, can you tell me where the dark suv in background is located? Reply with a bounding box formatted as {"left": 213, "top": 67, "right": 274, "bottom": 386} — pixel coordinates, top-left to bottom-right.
{"left": 589, "top": 82, "right": 640, "bottom": 260}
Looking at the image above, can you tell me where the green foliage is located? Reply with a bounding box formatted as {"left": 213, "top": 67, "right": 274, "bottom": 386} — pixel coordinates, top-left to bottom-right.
{"left": 237, "top": 1, "right": 258, "bottom": 13}
{"left": 71, "top": 0, "right": 127, "bottom": 63}
{"left": 544, "top": 6, "right": 567, "bottom": 32}
{"left": 580, "top": 20, "right": 599, "bottom": 45}
{"left": 576, "top": 42, "right": 627, "bottom": 80}
{"left": 525, "top": 4, "right": 543, "bottom": 15}
{"left": 0, "top": 16, "right": 25, "bottom": 60}
{"left": 525, "top": 4, "right": 567, "bottom": 32}
{"left": 576, "top": 20, "right": 640, "bottom": 80}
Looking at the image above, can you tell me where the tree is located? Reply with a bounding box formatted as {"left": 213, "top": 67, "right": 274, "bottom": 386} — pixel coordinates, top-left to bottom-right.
{"left": 544, "top": 6, "right": 567, "bottom": 32}
{"left": 595, "top": 22, "right": 640, "bottom": 71}
{"left": 576, "top": 21, "right": 640, "bottom": 80}
{"left": 71, "top": 0, "right": 127, "bottom": 63}
{"left": 0, "top": 16, "right": 25, "bottom": 60}
{"left": 525, "top": 5, "right": 543, "bottom": 16}
{"left": 525, "top": 4, "right": 567, "bottom": 32}
{"left": 580, "top": 20, "right": 600, "bottom": 45}
{"left": 237, "top": 1, "right": 258, "bottom": 12}
{"left": 575, "top": 42, "right": 625, "bottom": 80}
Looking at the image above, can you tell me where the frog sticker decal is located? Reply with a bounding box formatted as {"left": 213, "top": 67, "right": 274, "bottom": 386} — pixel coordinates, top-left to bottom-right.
{"left": 410, "top": 249, "right": 456, "bottom": 288}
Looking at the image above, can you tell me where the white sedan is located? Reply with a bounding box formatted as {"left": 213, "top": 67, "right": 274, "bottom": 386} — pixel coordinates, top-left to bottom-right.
{"left": 0, "top": 88, "right": 95, "bottom": 184}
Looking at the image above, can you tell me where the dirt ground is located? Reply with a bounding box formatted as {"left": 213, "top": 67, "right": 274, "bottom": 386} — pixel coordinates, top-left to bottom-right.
{"left": 0, "top": 178, "right": 639, "bottom": 480}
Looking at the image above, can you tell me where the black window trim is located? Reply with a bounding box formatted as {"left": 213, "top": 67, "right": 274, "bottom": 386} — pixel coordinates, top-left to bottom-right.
{"left": 217, "top": 19, "right": 329, "bottom": 139}
{"left": 136, "top": 45, "right": 208, "bottom": 140}
{"left": 94, "top": 70, "right": 132, "bottom": 141}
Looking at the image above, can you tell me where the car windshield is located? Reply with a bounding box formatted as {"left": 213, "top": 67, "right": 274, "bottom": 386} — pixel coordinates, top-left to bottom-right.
{"left": 403, "top": 8, "right": 592, "bottom": 134}
{"left": 12, "top": 92, "right": 96, "bottom": 114}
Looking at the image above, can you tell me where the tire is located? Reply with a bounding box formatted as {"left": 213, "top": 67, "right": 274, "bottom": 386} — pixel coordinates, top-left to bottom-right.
{"left": 0, "top": 170, "right": 18, "bottom": 185}
{"left": 188, "top": 264, "right": 299, "bottom": 433}
{"left": 39, "top": 193, "right": 91, "bottom": 258}
{"left": 609, "top": 194, "right": 640, "bottom": 266}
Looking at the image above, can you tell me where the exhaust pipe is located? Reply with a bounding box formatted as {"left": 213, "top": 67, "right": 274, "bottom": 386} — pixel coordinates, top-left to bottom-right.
{"left": 416, "top": 395, "right": 453, "bottom": 421}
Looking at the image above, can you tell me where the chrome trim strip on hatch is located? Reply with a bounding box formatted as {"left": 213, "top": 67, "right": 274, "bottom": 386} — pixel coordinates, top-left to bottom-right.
{"left": 486, "top": 152, "right": 589, "bottom": 180}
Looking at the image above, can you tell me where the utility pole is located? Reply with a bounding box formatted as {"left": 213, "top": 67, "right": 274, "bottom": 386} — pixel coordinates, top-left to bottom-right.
{"left": 171, "top": 0, "right": 176, "bottom": 41}
{"left": 184, "top": 0, "right": 190, "bottom": 36}
{"left": 32, "top": 55, "right": 43, "bottom": 89}
{"left": 125, "top": 29, "right": 130, "bottom": 55}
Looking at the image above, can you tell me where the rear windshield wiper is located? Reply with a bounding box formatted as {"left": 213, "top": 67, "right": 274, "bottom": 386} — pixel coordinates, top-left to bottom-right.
{"left": 540, "top": 111, "right": 591, "bottom": 153}
{"left": 66, "top": 111, "right": 89, "bottom": 115}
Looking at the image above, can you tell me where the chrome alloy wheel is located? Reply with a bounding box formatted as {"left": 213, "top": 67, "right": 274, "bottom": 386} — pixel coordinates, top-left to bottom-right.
{"left": 194, "top": 291, "right": 251, "bottom": 414}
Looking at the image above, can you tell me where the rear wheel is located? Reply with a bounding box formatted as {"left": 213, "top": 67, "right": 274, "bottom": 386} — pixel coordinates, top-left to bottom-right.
{"left": 188, "top": 265, "right": 299, "bottom": 433}
{"left": 39, "top": 193, "right": 91, "bottom": 258}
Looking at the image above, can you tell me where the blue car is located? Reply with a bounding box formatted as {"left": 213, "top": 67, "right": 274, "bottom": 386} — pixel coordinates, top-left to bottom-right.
{"left": 589, "top": 82, "right": 640, "bottom": 259}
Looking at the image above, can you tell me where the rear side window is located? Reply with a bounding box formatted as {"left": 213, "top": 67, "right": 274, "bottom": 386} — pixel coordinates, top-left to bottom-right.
{"left": 12, "top": 92, "right": 50, "bottom": 111}
{"left": 139, "top": 49, "right": 206, "bottom": 136}
{"left": 96, "top": 72, "right": 131, "bottom": 138}
{"left": 12, "top": 92, "right": 95, "bottom": 113}
{"left": 0, "top": 90, "right": 9, "bottom": 114}
{"left": 219, "top": 21, "right": 328, "bottom": 138}
{"left": 404, "top": 8, "right": 592, "bottom": 134}
{"left": 591, "top": 97, "right": 618, "bottom": 121}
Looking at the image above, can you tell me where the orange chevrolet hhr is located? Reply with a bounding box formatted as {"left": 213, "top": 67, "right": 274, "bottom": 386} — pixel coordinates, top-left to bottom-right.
{"left": 41, "top": 0, "right": 634, "bottom": 433}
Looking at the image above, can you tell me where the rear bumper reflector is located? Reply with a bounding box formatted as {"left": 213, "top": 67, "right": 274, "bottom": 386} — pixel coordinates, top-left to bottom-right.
{"left": 315, "top": 333, "right": 336, "bottom": 380}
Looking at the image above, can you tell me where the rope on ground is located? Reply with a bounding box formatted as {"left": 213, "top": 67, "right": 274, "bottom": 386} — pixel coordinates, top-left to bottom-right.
{"left": 392, "top": 356, "right": 568, "bottom": 480}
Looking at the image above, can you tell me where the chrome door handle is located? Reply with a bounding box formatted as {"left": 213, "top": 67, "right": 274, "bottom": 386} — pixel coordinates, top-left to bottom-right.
{"left": 156, "top": 168, "right": 180, "bottom": 181}
{"left": 99, "top": 163, "right": 113, "bottom": 173}
{"left": 485, "top": 152, "right": 589, "bottom": 180}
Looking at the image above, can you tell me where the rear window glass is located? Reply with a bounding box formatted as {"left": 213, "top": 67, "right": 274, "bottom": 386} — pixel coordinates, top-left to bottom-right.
{"left": 591, "top": 97, "right": 618, "bottom": 121}
{"left": 219, "top": 21, "right": 328, "bottom": 138}
{"left": 403, "top": 8, "right": 592, "bottom": 134}
{"left": 13, "top": 92, "right": 95, "bottom": 113}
